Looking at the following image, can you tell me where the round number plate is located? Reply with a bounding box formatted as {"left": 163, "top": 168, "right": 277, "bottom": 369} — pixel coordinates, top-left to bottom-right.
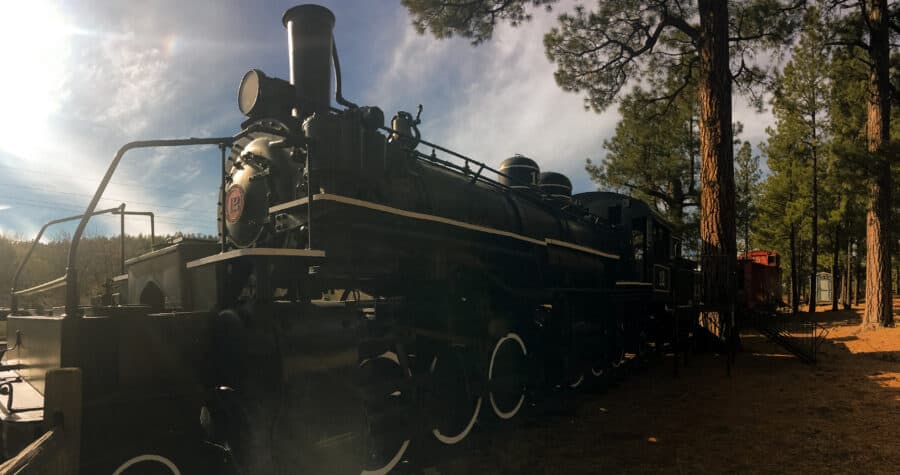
{"left": 225, "top": 185, "right": 246, "bottom": 224}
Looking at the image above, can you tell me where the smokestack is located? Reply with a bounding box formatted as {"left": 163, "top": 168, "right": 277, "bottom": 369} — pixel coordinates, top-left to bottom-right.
{"left": 282, "top": 4, "right": 335, "bottom": 117}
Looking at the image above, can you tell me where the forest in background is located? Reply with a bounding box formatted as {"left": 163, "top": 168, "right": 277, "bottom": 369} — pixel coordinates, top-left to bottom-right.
{"left": 0, "top": 233, "right": 211, "bottom": 311}
{"left": 586, "top": 8, "right": 900, "bottom": 315}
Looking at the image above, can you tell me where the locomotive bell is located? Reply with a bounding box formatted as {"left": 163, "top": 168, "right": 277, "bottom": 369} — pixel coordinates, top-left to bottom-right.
{"left": 225, "top": 137, "right": 300, "bottom": 247}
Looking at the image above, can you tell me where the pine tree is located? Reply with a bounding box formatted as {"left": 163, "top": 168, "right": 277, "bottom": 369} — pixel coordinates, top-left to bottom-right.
{"left": 735, "top": 141, "right": 761, "bottom": 256}
{"left": 822, "top": 49, "right": 870, "bottom": 311}
{"left": 586, "top": 81, "right": 700, "bottom": 253}
{"left": 823, "top": 0, "right": 895, "bottom": 328}
{"left": 769, "top": 9, "right": 831, "bottom": 314}
{"left": 758, "top": 124, "right": 812, "bottom": 316}
{"left": 403, "top": 0, "right": 806, "bottom": 329}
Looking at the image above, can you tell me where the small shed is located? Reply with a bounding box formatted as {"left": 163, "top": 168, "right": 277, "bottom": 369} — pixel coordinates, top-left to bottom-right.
{"left": 816, "top": 272, "right": 833, "bottom": 303}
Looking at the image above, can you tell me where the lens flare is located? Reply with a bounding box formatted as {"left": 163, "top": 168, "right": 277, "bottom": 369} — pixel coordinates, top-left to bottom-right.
{"left": 162, "top": 34, "right": 180, "bottom": 57}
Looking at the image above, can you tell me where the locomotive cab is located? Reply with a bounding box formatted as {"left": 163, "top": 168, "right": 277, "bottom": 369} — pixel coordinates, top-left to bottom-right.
{"left": 575, "top": 191, "right": 674, "bottom": 293}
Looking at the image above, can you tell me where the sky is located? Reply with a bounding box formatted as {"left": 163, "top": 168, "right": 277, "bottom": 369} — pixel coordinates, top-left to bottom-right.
{"left": 0, "top": 0, "right": 774, "bottom": 240}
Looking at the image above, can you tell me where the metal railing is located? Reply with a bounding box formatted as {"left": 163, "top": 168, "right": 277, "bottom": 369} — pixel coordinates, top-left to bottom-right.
{"left": 8, "top": 138, "right": 233, "bottom": 317}
{"left": 746, "top": 310, "right": 829, "bottom": 363}
{"left": 10, "top": 205, "right": 159, "bottom": 314}
{"left": 378, "top": 124, "right": 605, "bottom": 226}
{"left": 10, "top": 206, "right": 124, "bottom": 313}
{"left": 112, "top": 209, "right": 157, "bottom": 255}
{"left": 63, "top": 138, "right": 234, "bottom": 316}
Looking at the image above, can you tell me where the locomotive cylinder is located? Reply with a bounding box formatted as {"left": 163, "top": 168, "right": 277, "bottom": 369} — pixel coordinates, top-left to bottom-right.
{"left": 283, "top": 4, "right": 335, "bottom": 117}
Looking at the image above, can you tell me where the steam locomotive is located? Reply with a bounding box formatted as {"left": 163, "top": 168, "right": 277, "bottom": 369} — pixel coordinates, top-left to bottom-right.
{"left": 2, "top": 4, "right": 700, "bottom": 474}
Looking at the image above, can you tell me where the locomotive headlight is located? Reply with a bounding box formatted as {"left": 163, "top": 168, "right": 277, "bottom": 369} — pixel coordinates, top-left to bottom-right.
{"left": 238, "top": 69, "right": 295, "bottom": 118}
{"left": 238, "top": 69, "right": 263, "bottom": 116}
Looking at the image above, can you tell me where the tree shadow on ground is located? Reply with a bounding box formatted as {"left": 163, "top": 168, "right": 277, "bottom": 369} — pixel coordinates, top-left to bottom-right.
{"left": 424, "top": 330, "right": 900, "bottom": 474}
{"left": 815, "top": 298, "right": 900, "bottom": 362}
{"left": 421, "top": 300, "right": 900, "bottom": 474}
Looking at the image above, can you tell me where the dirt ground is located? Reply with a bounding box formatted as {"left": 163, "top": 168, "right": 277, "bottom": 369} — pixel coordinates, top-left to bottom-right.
{"left": 428, "top": 299, "right": 900, "bottom": 474}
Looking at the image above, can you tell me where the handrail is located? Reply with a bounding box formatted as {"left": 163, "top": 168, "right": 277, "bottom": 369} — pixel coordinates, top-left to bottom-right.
{"left": 378, "top": 124, "right": 602, "bottom": 226}
{"left": 64, "top": 138, "right": 233, "bottom": 317}
{"left": 112, "top": 209, "right": 156, "bottom": 263}
{"left": 15, "top": 276, "right": 68, "bottom": 297}
{"left": 378, "top": 125, "right": 526, "bottom": 191}
{"left": 10, "top": 206, "right": 124, "bottom": 313}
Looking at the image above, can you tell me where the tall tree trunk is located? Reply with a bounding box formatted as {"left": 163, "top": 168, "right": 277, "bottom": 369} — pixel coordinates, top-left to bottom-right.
{"left": 843, "top": 218, "right": 852, "bottom": 310}
{"left": 799, "top": 244, "right": 808, "bottom": 307}
{"left": 697, "top": 0, "right": 736, "bottom": 336}
{"left": 744, "top": 221, "right": 750, "bottom": 256}
{"left": 790, "top": 225, "right": 799, "bottom": 316}
{"left": 832, "top": 227, "right": 839, "bottom": 311}
{"left": 670, "top": 179, "right": 686, "bottom": 226}
{"left": 862, "top": 0, "right": 893, "bottom": 329}
{"left": 810, "top": 144, "right": 818, "bottom": 315}
{"left": 688, "top": 115, "right": 697, "bottom": 195}
{"left": 744, "top": 173, "right": 750, "bottom": 256}
{"left": 855, "top": 238, "right": 863, "bottom": 305}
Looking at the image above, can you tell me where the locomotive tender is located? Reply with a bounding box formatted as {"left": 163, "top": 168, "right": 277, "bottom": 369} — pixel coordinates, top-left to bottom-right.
{"left": 2, "top": 4, "right": 699, "bottom": 474}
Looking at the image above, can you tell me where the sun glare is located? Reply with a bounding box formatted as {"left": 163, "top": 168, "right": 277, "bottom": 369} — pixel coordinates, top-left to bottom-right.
{"left": 0, "top": 1, "right": 70, "bottom": 158}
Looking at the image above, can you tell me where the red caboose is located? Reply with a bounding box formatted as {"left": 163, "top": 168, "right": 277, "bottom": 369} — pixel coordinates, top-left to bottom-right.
{"left": 738, "top": 250, "right": 782, "bottom": 311}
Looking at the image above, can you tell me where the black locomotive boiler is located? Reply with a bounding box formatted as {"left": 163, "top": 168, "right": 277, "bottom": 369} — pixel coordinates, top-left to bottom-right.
{"left": 2, "top": 4, "right": 700, "bottom": 474}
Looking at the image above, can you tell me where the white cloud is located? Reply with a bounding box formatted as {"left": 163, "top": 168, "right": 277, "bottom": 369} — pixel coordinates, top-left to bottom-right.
{"left": 366, "top": 2, "right": 779, "bottom": 191}
{"left": 366, "top": 4, "right": 619, "bottom": 193}
{"left": 91, "top": 34, "right": 178, "bottom": 135}
{"left": 734, "top": 95, "right": 774, "bottom": 146}
{"left": 0, "top": 1, "right": 232, "bottom": 238}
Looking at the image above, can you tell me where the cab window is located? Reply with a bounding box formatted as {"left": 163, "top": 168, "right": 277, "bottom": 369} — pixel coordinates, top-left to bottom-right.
{"left": 653, "top": 221, "right": 670, "bottom": 261}
{"left": 632, "top": 217, "right": 646, "bottom": 280}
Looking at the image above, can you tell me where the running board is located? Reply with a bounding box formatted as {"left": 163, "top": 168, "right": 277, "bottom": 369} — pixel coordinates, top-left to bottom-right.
{"left": 186, "top": 248, "right": 325, "bottom": 269}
